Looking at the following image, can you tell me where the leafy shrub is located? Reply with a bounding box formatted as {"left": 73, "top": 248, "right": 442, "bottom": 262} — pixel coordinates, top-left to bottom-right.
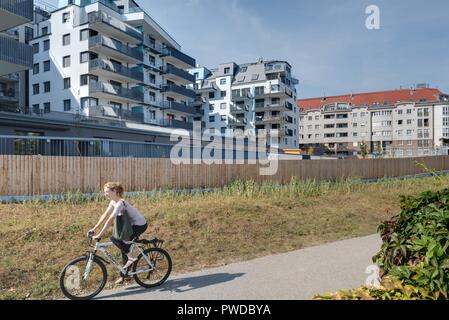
{"left": 315, "top": 187, "right": 449, "bottom": 300}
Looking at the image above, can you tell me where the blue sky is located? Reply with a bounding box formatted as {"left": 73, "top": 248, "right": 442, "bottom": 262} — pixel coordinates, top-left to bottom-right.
{"left": 47, "top": 0, "right": 449, "bottom": 98}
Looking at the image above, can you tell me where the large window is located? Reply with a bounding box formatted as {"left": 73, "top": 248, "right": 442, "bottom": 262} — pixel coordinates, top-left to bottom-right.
{"left": 43, "top": 81, "right": 50, "bottom": 93}
{"left": 43, "top": 60, "right": 50, "bottom": 72}
{"left": 63, "top": 99, "right": 71, "bottom": 111}
{"left": 80, "top": 51, "right": 90, "bottom": 63}
{"left": 80, "top": 29, "right": 89, "bottom": 41}
{"left": 62, "top": 33, "right": 70, "bottom": 46}
{"left": 63, "top": 55, "right": 71, "bottom": 68}
{"left": 43, "top": 39, "right": 50, "bottom": 51}
{"left": 64, "top": 78, "right": 71, "bottom": 89}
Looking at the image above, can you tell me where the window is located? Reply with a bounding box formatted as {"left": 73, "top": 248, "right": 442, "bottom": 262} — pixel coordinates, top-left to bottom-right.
{"left": 406, "top": 129, "right": 412, "bottom": 136}
{"left": 63, "top": 55, "right": 71, "bottom": 68}
{"left": 44, "top": 81, "right": 50, "bottom": 93}
{"left": 80, "top": 29, "right": 89, "bottom": 41}
{"left": 43, "top": 102, "right": 50, "bottom": 113}
{"left": 80, "top": 74, "right": 89, "bottom": 86}
{"left": 220, "top": 91, "right": 226, "bottom": 98}
{"left": 148, "top": 54, "right": 156, "bottom": 66}
{"left": 62, "top": 33, "right": 70, "bottom": 46}
{"left": 63, "top": 99, "right": 71, "bottom": 111}
{"left": 64, "top": 78, "right": 71, "bottom": 89}
{"left": 443, "top": 117, "right": 449, "bottom": 126}
{"left": 62, "top": 12, "right": 70, "bottom": 23}
{"left": 224, "top": 67, "right": 230, "bottom": 74}
{"left": 209, "top": 92, "right": 215, "bottom": 99}
{"left": 43, "top": 60, "right": 50, "bottom": 72}
{"left": 32, "top": 84, "right": 39, "bottom": 95}
{"left": 43, "top": 39, "right": 50, "bottom": 51}
{"left": 398, "top": 120, "right": 403, "bottom": 125}
{"left": 417, "top": 109, "right": 423, "bottom": 117}
{"left": 33, "top": 43, "right": 39, "bottom": 54}
{"left": 251, "top": 74, "right": 259, "bottom": 81}
{"left": 41, "top": 27, "right": 48, "bottom": 36}
{"left": 353, "top": 113, "right": 357, "bottom": 117}
{"left": 220, "top": 115, "right": 227, "bottom": 121}
{"left": 398, "top": 109, "right": 403, "bottom": 115}
{"left": 80, "top": 51, "right": 90, "bottom": 63}
{"left": 407, "top": 119, "right": 412, "bottom": 125}
{"left": 220, "top": 103, "right": 226, "bottom": 110}
{"left": 240, "top": 66, "right": 247, "bottom": 72}
{"left": 418, "top": 119, "right": 423, "bottom": 127}
{"left": 33, "top": 63, "right": 39, "bottom": 75}
{"left": 220, "top": 79, "right": 226, "bottom": 85}
{"left": 407, "top": 109, "right": 412, "bottom": 114}
{"left": 209, "top": 116, "right": 215, "bottom": 123}
{"left": 194, "top": 72, "right": 199, "bottom": 79}
{"left": 209, "top": 104, "right": 214, "bottom": 111}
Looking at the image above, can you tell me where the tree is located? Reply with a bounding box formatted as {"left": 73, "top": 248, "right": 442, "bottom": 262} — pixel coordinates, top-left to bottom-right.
{"left": 360, "top": 141, "right": 368, "bottom": 159}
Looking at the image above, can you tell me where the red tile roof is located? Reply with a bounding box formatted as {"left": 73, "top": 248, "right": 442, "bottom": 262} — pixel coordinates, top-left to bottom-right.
{"left": 297, "top": 88, "right": 443, "bottom": 111}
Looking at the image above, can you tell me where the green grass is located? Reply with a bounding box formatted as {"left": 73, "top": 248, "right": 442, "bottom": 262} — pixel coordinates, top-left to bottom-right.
{"left": 1, "top": 175, "right": 448, "bottom": 300}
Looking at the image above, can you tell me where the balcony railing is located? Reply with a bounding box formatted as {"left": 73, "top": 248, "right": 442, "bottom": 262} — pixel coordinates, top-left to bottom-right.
{"left": 145, "top": 118, "right": 193, "bottom": 131}
{"left": 162, "top": 65, "right": 195, "bottom": 83}
{"left": 89, "top": 81, "right": 144, "bottom": 102}
{"left": 89, "top": 58, "right": 143, "bottom": 82}
{"left": 160, "top": 46, "right": 196, "bottom": 68}
{"left": 161, "top": 84, "right": 196, "bottom": 100}
{"left": 0, "top": 35, "right": 33, "bottom": 71}
{"left": 89, "top": 35, "right": 143, "bottom": 61}
{"left": 0, "top": 0, "right": 33, "bottom": 23}
{"left": 88, "top": 11, "right": 143, "bottom": 41}
{"left": 159, "top": 101, "right": 197, "bottom": 116}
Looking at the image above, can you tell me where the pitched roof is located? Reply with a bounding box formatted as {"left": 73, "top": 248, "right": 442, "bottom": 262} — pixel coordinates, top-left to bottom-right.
{"left": 297, "top": 88, "right": 444, "bottom": 111}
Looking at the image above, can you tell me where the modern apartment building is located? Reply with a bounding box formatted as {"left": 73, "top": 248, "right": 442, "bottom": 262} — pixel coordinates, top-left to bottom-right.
{"left": 190, "top": 59, "right": 300, "bottom": 149}
{"left": 297, "top": 86, "right": 449, "bottom": 156}
{"left": 28, "top": 0, "right": 197, "bottom": 133}
{"left": 0, "top": 0, "right": 34, "bottom": 113}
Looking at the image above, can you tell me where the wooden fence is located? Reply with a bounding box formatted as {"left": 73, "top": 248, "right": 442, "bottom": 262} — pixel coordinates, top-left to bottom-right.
{"left": 1, "top": 155, "right": 449, "bottom": 196}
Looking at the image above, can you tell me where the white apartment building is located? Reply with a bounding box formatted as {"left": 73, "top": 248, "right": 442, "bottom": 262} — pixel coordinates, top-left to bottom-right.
{"left": 29, "top": 0, "right": 197, "bottom": 131}
{"left": 190, "top": 59, "right": 300, "bottom": 149}
{"left": 297, "top": 87, "right": 449, "bottom": 156}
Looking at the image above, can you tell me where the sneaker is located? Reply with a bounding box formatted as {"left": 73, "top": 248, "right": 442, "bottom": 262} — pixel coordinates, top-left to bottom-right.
{"left": 123, "top": 257, "right": 137, "bottom": 269}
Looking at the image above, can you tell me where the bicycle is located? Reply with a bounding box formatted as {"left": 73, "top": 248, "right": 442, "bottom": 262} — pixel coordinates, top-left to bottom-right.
{"left": 59, "top": 233, "right": 172, "bottom": 300}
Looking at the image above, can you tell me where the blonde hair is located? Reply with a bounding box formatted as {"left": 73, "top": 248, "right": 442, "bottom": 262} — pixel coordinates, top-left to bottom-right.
{"left": 103, "top": 182, "right": 124, "bottom": 197}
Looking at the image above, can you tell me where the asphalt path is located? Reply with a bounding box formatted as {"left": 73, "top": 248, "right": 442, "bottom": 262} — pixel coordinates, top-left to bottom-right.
{"left": 97, "top": 234, "right": 382, "bottom": 300}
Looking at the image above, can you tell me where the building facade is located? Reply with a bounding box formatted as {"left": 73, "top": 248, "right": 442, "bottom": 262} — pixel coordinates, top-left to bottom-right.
{"left": 190, "top": 59, "right": 300, "bottom": 149}
{"left": 0, "top": 0, "right": 35, "bottom": 114}
{"left": 297, "top": 86, "right": 449, "bottom": 156}
{"left": 28, "top": 0, "right": 197, "bottom": 134}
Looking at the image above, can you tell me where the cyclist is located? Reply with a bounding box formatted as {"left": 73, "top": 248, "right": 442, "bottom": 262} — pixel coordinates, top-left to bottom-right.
{"left": 88, "top": 182, "right": 148, "bottom": 284}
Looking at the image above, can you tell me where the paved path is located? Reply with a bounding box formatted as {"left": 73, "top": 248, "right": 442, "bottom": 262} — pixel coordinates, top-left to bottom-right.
{"left": 97, "top": 234, "right": 382, "bottom": 300}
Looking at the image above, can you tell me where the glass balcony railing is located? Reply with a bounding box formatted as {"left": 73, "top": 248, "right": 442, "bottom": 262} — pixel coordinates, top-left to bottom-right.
{"left": 160, "top": 47, "right": 196, "bottom": 68}
{"left": 162, "top": 65, "right": 195, "bottom": 83}
{"left": 0, "top": 35, "right": 33, "bottom": 71}
{"left": 88, "top": 11, "right": 143, "bottom": 41}
{"left": 89, "top": 81, "right": 144, "bottom": 102}
{"left": 0, "top": 0, "right": 33, "bottom": 23}
{"left": 145, "top": 118, "right": 193, "bottom": 131}
{"left": 89, "top": 35, "right": 143, "bottom": 61}
{"left": 89, "top": 59, "right": 143, "bottom": 82}
{"left": 159, "top": 101, "right": 197, "bottom": 116}
{"left": 161, "top": 84, "right": 196, "bottom": 100}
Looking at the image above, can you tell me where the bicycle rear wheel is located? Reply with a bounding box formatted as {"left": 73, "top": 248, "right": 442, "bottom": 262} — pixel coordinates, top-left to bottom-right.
{"left": 59, "top": 255, "right": 107, "bottom": 300}
{"left": 133, "top": 248, "right": 172, "bottom": 288}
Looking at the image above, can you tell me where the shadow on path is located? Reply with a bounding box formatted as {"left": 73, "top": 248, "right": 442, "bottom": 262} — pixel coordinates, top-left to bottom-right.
{"left": 98, "top": 272, "right": 245, "bottom": 300}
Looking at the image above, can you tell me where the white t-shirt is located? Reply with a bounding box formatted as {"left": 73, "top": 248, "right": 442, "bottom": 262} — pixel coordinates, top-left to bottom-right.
{"left": 110, "top": 200, "right": 146, "bottom": 226}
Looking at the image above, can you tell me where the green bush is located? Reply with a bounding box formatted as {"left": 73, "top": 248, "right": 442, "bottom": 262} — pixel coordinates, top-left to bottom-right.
{"left": 316, "top": 187, "right": 449, "bottom": 300}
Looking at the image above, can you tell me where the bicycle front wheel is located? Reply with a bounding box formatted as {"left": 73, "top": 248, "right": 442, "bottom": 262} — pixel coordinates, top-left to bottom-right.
{"left": 133, "top": 248, "right": 172, "bottom": 288}
{"left": 59, "top": 255, "right": 107, "bottom": 300}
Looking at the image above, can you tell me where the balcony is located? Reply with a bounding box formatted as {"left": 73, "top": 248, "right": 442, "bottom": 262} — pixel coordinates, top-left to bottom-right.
{"left": 162, "top": 65, "right": 195, "bottom": 84}
{"left": 0, "top": 0, "right": 33, "bottom": 31}
{"left": 230, "top": 104, "right": 249, "bottom": 114}
{"left": 229, "top": 117, "right": 247, "bottom": 126}
{"left": 88, "top": 11, "right": 143, "bottom": 44}
{"left": 0, "top": 35, "right": 33, "bottom": 75}
{"left": 89, "top": 35, "right": 143, "bottom": 64}
{"left": 160, "top": 46, "right": 196, "bottom": 69}
{"left": 161, "top": 83, "right": 196, "bottom": 100}
{"left": 255, "top": 116, "right": 284, "bottom": 124}
{"left": 159, "top": 101, "right": 197, "bottom": 116}
{"left": 89, "top": 81, "right": 144, "bottom": 103}
{"left": 255, "top": 101, "right": 289, "bottom": 112}
{"left": 197, "top": 81, "right": 217, "bottom": 92}
{"left": 145, "top": 118, "right": 193, "bottom": 131}
{"left": 142, "top": 38, "right": 164, "bottom": 54}
{"left": 231, "top": 92, "right": 252, "bottom": 102}
{"left": 89, "top": 59, "right": 143, "bottom": 83}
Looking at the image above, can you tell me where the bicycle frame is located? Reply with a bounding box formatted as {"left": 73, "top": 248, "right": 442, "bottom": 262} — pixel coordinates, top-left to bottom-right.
{"left": 84, "top": 241, "right": 155, "bottom": 279}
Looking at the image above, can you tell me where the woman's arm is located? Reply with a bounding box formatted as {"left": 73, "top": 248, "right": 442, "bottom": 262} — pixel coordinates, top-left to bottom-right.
{"left": 91, "top": 202, "right": 114, "bottom": 232}
{"left": 95, "top": 213, "right": 116, "bottom": 239}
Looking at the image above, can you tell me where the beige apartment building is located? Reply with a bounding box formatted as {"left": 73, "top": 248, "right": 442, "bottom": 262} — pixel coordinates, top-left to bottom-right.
{"left": 297, "top": 86, "right": 449, "bottom": 156}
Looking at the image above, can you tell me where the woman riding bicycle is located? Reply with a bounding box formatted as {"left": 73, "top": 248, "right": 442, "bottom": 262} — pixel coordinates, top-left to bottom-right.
{"left": 88, "top": 182, "right": 148, "bottom": 284}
